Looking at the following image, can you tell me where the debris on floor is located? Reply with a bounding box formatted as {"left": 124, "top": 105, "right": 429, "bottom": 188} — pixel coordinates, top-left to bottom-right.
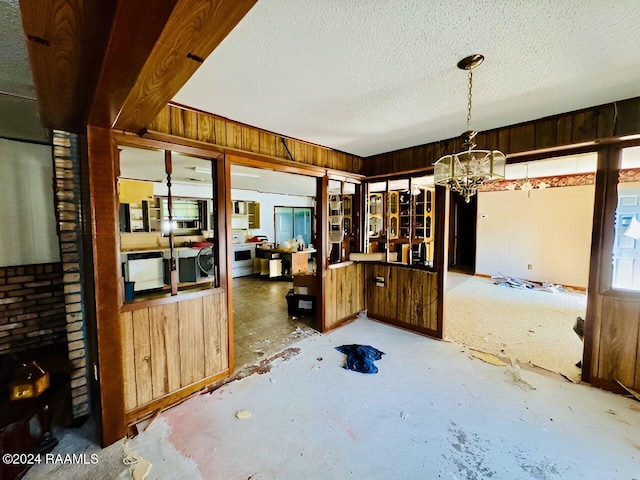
{"left": 235, "top": 410, "right": 252, "bottom": 419}
{"left": 491, "top": 274, "right": 566, "bottom": 293}
{"left": 123, "top": 439, "right": 152, "bottom": 480}
{"left": 469, "top": 350, "right": 507, "bottom": 367}
{"left": 616, "top": 379, "right": 640, "bottom": 402}
{"left": 507, "top": 362, "right": 536, "bottom": 390}
{"left": 335, "top": 344, "right": 385, "bottom": 374}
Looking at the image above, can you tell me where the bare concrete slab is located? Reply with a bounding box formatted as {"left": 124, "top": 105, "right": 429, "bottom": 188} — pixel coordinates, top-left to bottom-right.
{"left": 127, "top": 318, "right": 640, "bottom": 480}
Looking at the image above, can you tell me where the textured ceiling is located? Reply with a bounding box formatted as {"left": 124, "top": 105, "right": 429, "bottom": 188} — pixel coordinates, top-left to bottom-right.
{"left": 174, "top": 0, "right": 640, "bottom": 157}
{"left": 0, "top": 0, "right": 48, "bottom": 143}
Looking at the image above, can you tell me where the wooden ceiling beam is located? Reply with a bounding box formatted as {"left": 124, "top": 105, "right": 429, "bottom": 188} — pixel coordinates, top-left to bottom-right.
{"left": 88, "top": 0, "right": 181, "bottom": 129}
{"left": 19, "top": 0, "right": 256, "bottom": 134}
{"left": 114, "top": 0, "right": 257, "bottom": 134}
{"left": 19, "top": 0, "right": 117, "bottom": 132}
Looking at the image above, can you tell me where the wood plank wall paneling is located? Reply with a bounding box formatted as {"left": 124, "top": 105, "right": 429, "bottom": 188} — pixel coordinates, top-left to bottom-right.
{"left": 203, "top": 292, "right": 229, "bottom": 376}
{"left": 597, "top": 296, "right": 640, "bottom": 389}
{"left": 324, "top": 263, "right": 364, "bottom": 330}
{"left": 148, "top": 104, "right": 363, "bottom": 174}
{"left": 364, "top": 264, "right": 439, "bottom": 336}
{"left": 121, "top": 291, "right": 229, "bottom": 413}
{"left": 362, "top": 97, "right": 640, "bottom": 177}
{"left": 120, "top": 311, "right": 137, "bottom": 412}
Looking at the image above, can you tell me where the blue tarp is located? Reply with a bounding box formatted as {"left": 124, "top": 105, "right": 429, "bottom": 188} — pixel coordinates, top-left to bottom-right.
{"left": 335, "top": 344, "right": 385, "bottom": 374}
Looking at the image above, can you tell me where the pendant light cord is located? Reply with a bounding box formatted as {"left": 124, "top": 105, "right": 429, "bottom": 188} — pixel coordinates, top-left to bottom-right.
{"left": 467, "top": 70, "right": 473, "bottom": 131}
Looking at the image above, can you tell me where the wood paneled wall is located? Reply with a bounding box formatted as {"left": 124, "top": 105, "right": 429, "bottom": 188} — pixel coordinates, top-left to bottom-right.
{"left": 590, "top": 295, "right": 640, "bottom": 391}
{"left": 364, "top": 264, "right": 439, "bottom": 336}
{"left": 324, "top": 263, "right": 365, "bottom": 330}
{"left": 120, "top": 291, "right": 229, "bottom": 418}
{"left": 584, "top": 144, "right": 640, "bottom": 393}
{"left": 364, "top": 96, "right": 640, "bottom": 177}
{"left": 148, "top": 104, "right": 363, "bottom": 173}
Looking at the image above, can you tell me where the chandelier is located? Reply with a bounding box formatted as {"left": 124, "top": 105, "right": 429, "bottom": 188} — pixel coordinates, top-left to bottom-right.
{"left": 434, "top": 54, "right": 506, "bottom": 203}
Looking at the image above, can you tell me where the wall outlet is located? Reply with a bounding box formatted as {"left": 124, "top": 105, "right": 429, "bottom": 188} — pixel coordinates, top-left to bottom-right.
{"left": 374, "top": 276, "right": 386, "bottom": 287}
{"left": 527, "top": 264, "right": 533, "bottom": 270}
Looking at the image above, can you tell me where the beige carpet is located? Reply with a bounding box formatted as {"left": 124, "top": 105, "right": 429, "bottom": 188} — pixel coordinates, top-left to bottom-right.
{"left": 445, "top": 273, "right": 586, "bottom": 380}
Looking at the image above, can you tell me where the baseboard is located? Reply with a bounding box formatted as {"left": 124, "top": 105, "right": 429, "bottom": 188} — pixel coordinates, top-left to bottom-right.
{"left": 474, "top": 272, "right": 587, "bottom": 292}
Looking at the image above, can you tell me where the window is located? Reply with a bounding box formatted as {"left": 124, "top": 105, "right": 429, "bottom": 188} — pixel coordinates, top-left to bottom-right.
{"left": 612, "top": 146, "right": 640, "bottom": 291}
{"left": 275, "top": 207, "right": 313, "bottom": 246}
{"left": 118, "top": 146, "right": 221, "bottom": 301}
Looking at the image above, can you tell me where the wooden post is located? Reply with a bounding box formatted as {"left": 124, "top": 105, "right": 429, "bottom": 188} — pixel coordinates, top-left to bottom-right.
{"left": 165, "top": 150, "right": 178, "bottom": 295}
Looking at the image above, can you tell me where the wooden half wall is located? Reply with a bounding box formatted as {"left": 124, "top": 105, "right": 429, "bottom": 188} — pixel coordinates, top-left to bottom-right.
{"left": 147, "top": 104, "right": 363, "bottom": 173}
{"left": 324, "top": 263, "right": 365, "bottom": 330}
{"left": 365, "top": 264, "right": 440, "bottom": 337}
{"left": 120, "top": 291, "right": 229, "bottom": 423}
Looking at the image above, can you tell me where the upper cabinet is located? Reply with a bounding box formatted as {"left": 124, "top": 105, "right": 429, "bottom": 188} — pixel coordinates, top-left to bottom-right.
{"left": 365, "top": 181, "right": 436, "bottom": 266}
{"left": 118, "top": 179, "right": 154, "bottom": 204}
{"left": 231, "top": 200, "right": 260, "bottom": 229}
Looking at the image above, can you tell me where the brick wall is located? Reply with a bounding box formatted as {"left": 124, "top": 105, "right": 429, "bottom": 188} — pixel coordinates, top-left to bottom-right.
{"left": 53, "top": 130, "right": 91, "bottom": 418}
{"left": 0, "top": 263, "right": 66, "bottom": 353}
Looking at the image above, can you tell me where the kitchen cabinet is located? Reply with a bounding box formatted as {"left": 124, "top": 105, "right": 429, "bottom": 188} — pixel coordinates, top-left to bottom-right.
{"left": 119, "top": 179, "right": 154, "bottom": 204}
{"left": 387, "top": 191, "right": 399, "bottom": 239}
{"left": 247, "top": 201, "right": 260, "bottom": 228}
{"left": 231, "top": 200, "right": 260, "bottom": 230}
{"left": 412, "top": 187, "right": 435, "bottom": 265}
{"left": 119, "top": 198, "right": 161, "bottom": 233}
{"left": 368, "top": 193, "right": 383, "bottom": 239}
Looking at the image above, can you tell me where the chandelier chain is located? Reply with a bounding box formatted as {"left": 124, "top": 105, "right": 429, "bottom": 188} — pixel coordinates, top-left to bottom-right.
{"left": 466, "top": 70, "right": 473, "bottom": 131}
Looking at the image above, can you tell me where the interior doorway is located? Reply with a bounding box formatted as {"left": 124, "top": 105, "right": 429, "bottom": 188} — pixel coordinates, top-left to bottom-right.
{"left": 229, "top": 163, "right": 320, "bottom": 371}
{"left": 448, "top": 190, "right": 477, "bottom": 274}
{"left": 444, "top": 153, "right": 597, "bottom": 380}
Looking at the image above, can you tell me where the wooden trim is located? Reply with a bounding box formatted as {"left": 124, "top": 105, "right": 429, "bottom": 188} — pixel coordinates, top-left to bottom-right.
{"left": 318, "top": 175, "right": 328, "bottom": 332}
{"left": 221, "top": 155, "right": 234, "bottom": 373}
{"left": 114, "top": 131, "right": 225, "bottom": 159}
{"left": 434, "top": 185, "right": 449, "bottom": 340}
{"left": 600, "top": 289, "right": 640, "bottom": 301}
{"left": 87, "top": 125, "right": 125, "bottom": 446}
{"left": 227, "top": 151, "right": 327, "bottom": 177}
{"left": 125, "top": 368, "right": 230, "bottom": 425}
{"left": 120, "top": 287, "right": 225, "bottom": 313}
{"left": 323, "top": 313, "right": 359, "bottom": 333}
{"left": 328, "top": 261, "right": 354, "bottom": 270}
{"left": 588, "top": 377, "right": 628, "bottom": 396}
{"left": 367, "top": 314, "right": 440, "bottom": 339}
{"left": 582, "top": 146, "right": 620, "bottom": 383}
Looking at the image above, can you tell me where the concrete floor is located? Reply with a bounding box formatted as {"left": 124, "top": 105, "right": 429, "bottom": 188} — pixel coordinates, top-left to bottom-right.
{"left": 126, "top": 318, "right": 640, "bottom": 479}
{"left": 24, "top": 275, "right": 638, "bottom": 480}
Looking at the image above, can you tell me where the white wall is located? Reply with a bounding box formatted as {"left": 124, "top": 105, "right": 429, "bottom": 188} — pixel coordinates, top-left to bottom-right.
{"left": 0, "top": 139, "right": 59, "bottom": 266}
{"left": 476, "top": 185, "right": 595, "bottom": 288}
{"left": 231, "top": 189, "right": 314, "bottom": 242}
